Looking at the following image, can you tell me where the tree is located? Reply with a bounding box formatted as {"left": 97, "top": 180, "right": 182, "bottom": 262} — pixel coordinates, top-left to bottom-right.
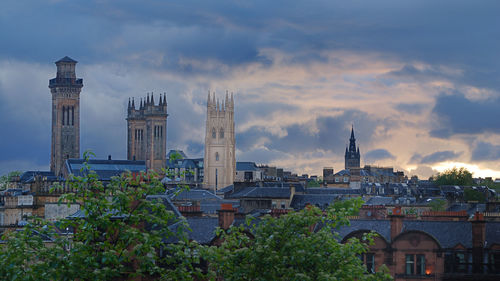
{"left": 464, "top": 188, "right": 486, "bottom": 203}
{"left": 0, "top": 152, "right": 204, "bottom": 281}
{"left": 432, "top": 167, "right": 473, "bottom": 186}
{"left": 429, "top": 198, "right": 447, "bottom": 211}
{"left": 0, "top": 170, "right": 22, "bottom": 190}
{"left": 205, "top": 198, "right": 392, "bottom": 281}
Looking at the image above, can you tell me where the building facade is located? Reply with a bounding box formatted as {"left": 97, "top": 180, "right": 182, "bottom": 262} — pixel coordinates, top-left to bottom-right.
{"left": 49, "top": 56, "right": 83, "bottom": 176}
{"left": 345, "top": 126, "right": 361, "bottom": 170}
{"left": 204, "top": 92, "right": 235, "bottom": 191}
{"left": 127, "top": 93, "right": 168, "bottom": 172}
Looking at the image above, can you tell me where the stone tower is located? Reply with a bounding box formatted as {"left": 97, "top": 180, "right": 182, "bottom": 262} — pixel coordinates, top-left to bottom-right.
{"left": 204, "top": 91, "right": 235, "bottom": 191}
{"left": 49, "top": 56, "right": 83, "bottom": 176}
{"left": 127, "top": 93, "right": 168, "bottom": 172}
{"left": 345, "top": 125, "right": 361, "bottom": 170}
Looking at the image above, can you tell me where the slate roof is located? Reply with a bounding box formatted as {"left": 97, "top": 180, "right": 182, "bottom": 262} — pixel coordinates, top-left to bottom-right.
{"left": 337, "top": 219, "right": 474, "bottom": 249}
{"left": 66, "top": 159, "right": 146, "bottom": 181}
{"left": 227, "top": 187, "right": 291, "bottom": 199}
{"left": 165, "top": 158, "right": 203, "bottom": 169}
{"left": 336, "top": 220, "right": 391, "bottom": 243}
{"left": 56, "top": 56, "right": 77, "bottom": 63}
{"left": 447, "top": 203, "right": 486, "bottom": 215}
{"left": 170, "top": 189, "right": 222, "bottom": 201}
{"left": 236, "top": 162, "right": 259, "bottom": 171}
{"left": 184, "top": 217, "right": 219, "bottom": 244}
{"left": 364, "top": 196, "right": 394, "bottom": 205}
{"left": 20, "top": 171, "right": 62, "bottom": 183}
{"left": 290, "top": 194, "right": 339, "bottom": 210}
{"left": 486, "top": 222, "right": 500, "bottom": 247}
{"left": 306, "top": 188, "right": 361, "bottom": 195}
{"left": 402, "top": 220, "right": 472, "bottom": 248}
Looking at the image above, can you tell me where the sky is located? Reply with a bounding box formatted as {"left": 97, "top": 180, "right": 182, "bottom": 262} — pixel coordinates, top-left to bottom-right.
{"left": 1, "top": 0, "right": 500, "bottom": 179}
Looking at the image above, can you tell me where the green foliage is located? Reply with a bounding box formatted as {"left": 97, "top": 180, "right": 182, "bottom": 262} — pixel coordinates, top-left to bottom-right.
{"left": 204, "top": 197, "right": 393, "bottom": 281}
{"left": 464, "top": 188, "right": 486, "bottom": 203}
{"left": 429, "top": 198, "right": 447, "bottom": 211}
{"left": 306, "top": 179, "right": 322, "bottom": 188}
{"left": 0, "top": 170, "right": 22, "bottom": 190}
{"left": 432, "top": 167, "right": 473, "bottom": 186}
{"left": 0, "top": 151, "right": 204, "bottom": 281}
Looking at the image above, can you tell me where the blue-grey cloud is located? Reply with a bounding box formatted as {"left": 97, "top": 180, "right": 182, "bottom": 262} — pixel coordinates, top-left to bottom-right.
{"left": 471, "top": 141, "right": 500, "bottom": 162}
{"left": 0, "top": 0, "right": 498, "bottom": 90}
{"left": 431, "top": 92, "right": 500, "bottom": 138}
{"left": 395, "top": 102, "right": 427, "bottom": 115}
{"left": 411, "top": 150, "right": 462, "bottom": 164}
{"left": 364, "top": 149, "right": 395, "bottom": 162}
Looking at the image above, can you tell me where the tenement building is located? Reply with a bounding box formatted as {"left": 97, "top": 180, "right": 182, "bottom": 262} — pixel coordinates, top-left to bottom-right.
{"left": 204, "top": 92, "right": 235, "bottom": 191}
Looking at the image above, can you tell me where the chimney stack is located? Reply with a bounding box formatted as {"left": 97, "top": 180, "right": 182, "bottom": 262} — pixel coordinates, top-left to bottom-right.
{"left": 389, "top": 206, "right": 404, "bottom": 241}
{"left": 471, "top": 212, "right": 486, "bottom": 273}
{"left": 217, "top": 203, "right": 236, "bottom": 230}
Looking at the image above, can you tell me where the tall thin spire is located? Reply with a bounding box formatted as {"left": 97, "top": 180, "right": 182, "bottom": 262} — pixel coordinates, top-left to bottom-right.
{"left": 151, "top": 92, "right": 155, "bottom": 105}
{"left": 140, "top": 98, "right": 143, "bottom": 109}
{"left": 128, "top": 98, "right": 131, "bottom": 108}
{"left": 132, "top": 97, "right": 135, "bottom": 109}
{"left": 163, "top": 93, "right": 167, "bottom": 106}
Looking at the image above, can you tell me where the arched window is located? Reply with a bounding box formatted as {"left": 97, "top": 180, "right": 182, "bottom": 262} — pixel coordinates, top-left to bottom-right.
{"left": 215, "top": 152, "right": 219, "bottom": 161}
{"left": 212, "top": 127, "right": 216, "bottom": 138}
{"left": 219, "top": 128, "right": 224, "bottom": 139}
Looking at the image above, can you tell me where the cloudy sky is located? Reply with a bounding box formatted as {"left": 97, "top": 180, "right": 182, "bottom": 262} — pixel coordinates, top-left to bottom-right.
{"left": 1, "top": 0, "right": 499, "bottom": 179}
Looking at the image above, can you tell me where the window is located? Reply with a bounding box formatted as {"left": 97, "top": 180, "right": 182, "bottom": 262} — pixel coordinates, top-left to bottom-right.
{"left": 366, "top": 253, "right": 375, "bottom": 273}
{"left": 359, "top": 253, "right": 375, "bottom": 273}
{"left": 212, "top": 128, "right": 216, "bottom": 138}
{"left": 220, "top": 128, "right": 224, "bottom": 139}
{"left": 416, "top": 255, "right": 425, "bottom": 275}
{"left": 215, "top": 152, "right": 219, "bottom": 161}
{"left": 405, "top": 254, "right": 415, "bottom": 275}
{"left": 281, "top": 201, "right": 286, "bottom": 209}
{"left": 489, "top": 251, "right": 500, "bottom": 274}
{"left": 406, "top": 254, "right": 426, "bottom": 275}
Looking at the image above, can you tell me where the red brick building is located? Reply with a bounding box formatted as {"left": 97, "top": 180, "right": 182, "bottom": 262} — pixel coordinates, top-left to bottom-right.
{"left": 339, "top": 207, "right": 500, "bottom": 280}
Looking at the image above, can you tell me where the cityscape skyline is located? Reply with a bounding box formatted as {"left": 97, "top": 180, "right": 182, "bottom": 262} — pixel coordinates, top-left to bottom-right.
{"left": 1, "top": 1, "right": 499, "bottom": 179}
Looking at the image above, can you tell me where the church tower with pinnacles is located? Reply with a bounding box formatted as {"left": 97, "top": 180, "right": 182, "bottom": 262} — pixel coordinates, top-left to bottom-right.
{"left": 204, "top": 91, "right": 235, "bottom": 191}
{"left": 127, "top": 93, "right": 168, "bottom": 172}
{"left": 49, "top": 56, "right": 83, "bottom": 176}
{"left": 345, "top": 125, "right": 361, "bottom": 170}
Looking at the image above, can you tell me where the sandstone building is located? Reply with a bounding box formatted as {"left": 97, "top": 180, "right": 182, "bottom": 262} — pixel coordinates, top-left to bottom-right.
{"left": 127, "top": 93, "right": 168, "bottom": 172}
{"left": 49, "top": 56, "right": 83, "bottom": 177}
{"left": 204, "top": 92, "right": 235, "bottom": 191}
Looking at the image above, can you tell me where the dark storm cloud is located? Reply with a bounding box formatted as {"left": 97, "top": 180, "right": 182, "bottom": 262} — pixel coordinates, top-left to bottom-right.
{"left": 365, "top": 149, "right": 395, "bottom": 162}
{"left": 431, "top": 92, "right": 500, "bottom": 138}
{"left": 1, "top": 0, "right": 498, "bottom": 89}
{"left": 471, "top": 141, "right": 500, "bottom": 162}
{"left": 410, "top": 151, "right": 462, "bottom": 164}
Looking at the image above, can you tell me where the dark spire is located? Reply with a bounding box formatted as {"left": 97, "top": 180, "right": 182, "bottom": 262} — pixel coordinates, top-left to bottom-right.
{"left": 151, "top": 92, "right": 155, "bottom": 105}
{"left": 128, "top": 98, "right": 131, "bottom": 108}
{"left": 146, "top": 93, "right": 150, "bottom": 105}
{"left": 159, "top": 94, "right": 163, "bottom": 106}
{"left": 140, "top": 98, "right": 143, "bottom": 109}
{"left": 132, "top": 97, "right": 135, "bottom": 109}
{"left": 350, "top": 125, "right": 355, "bottom": 141}
{"left": 163, "top": 93, "right": 167, "bottom": 105}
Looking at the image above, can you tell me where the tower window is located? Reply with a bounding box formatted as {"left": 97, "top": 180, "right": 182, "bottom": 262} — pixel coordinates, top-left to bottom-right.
{"left": 212, "top": 128, "right": 216, "bottom": 138}
{"left": 62, "top": 106, "right": 66, "bottom": 125}
{"left": 71, "top": 106, "right": 74, "bottom": 126}
{"left": 215, "top": 152, "right": 219, "bottom": 161}
{"left": 220, "top": 128, "right": 224, "bottom": 139}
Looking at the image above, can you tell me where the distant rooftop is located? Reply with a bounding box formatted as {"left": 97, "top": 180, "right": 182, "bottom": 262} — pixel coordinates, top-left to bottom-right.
{"left": 55, "top": 56, "right": 77, "bottom": 63}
